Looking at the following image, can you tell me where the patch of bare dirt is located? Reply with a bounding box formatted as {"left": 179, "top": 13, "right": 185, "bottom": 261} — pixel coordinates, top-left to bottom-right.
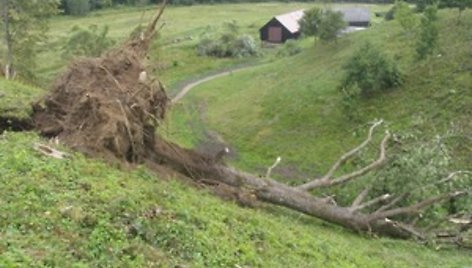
{"left": 0, "top": 116, "right": 34, "bottom": 134}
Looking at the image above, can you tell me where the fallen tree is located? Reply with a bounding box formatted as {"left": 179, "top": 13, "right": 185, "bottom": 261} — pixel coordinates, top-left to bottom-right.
{"left": 32, "top": 1, "right": 471, "bottom": 246}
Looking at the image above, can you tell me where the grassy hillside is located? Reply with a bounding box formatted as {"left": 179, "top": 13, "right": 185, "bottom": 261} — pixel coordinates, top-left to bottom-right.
{"left": 1, "top": 131, "right": 471, "bottom": 267}
{"left": 39, "top": 3, "right": 313, "bottom": 87}
{"left": 1, "top": 4, "right": 471, "bottom": 267}
{"left": 39, "top": 3, "right": 389, "bottom": 89}
{"left": 0, "top": 79, "right": 44, "bottom": 120}
{"left": 165, "top": 9, "right": 472, "bottom": 179}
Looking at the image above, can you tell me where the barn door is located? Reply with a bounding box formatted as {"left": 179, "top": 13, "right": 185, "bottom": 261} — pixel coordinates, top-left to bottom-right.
{"left": 268, "top": 26, "right": 282, "bottom": 43}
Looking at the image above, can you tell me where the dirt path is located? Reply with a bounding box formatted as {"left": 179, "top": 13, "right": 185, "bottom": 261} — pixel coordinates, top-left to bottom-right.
{"left": 171, "top": 66, "right": 254, "bottom": 104}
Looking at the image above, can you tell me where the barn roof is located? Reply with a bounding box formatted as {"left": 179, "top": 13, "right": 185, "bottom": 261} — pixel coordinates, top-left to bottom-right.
{"left": 263, "top": 7, "right": 370, "bottom": 35}
{"left": 334, "top": 7, "right": 371, "bottom": 23}
{"left": 274, "top": 10, "right": 305, "bottom": 34}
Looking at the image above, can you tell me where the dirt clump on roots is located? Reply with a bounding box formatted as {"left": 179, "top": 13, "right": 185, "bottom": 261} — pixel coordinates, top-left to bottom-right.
{"left": 33, "top": 4, "right": 170, "bottom": 163}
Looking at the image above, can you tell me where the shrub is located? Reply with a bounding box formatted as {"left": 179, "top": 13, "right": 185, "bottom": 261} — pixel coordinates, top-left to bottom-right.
{"left": 276, "top": 40, "right": 302, "bottom": 57}
{"left": 416, "top": 5, "right": 439, "bottom": 60}
{"left": 394, "top": 0, "right": 418, "bottom": 34}
{"left": 197, "top": 25, "right": 259, "bottom": 58}
{"left": 340, "top": 42, "right": 403, "bottom": 98}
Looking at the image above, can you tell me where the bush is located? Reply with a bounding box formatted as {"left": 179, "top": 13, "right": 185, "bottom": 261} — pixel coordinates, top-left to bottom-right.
{"left": 62, "top": 25, "right": 116, "bottom": 58}
{"left": 277, "top": 40, "right": 302, "bottom": 57}
{"left": 394, "top": 0, "right": 418, "bottom": 33}
{"left": 340, "top": 42, "right": 403, "bottom": 98}
{"left": 416, "top": 5, "right": 439, "bottom": 60}
{"left": 197, "top": 26, "right": 259, "bottom": 58}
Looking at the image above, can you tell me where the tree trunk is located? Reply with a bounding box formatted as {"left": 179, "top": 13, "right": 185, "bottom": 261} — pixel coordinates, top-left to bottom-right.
{"left": 1, "top": 0, "right": 13, "bottom": 79}
{"left": 149, "top": 121, "right": 467, "bottom": 240}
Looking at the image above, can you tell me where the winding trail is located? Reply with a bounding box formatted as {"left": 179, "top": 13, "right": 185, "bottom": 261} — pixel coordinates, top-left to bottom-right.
{"left": 171, "top": 65, "right": 255, "bottom": 104}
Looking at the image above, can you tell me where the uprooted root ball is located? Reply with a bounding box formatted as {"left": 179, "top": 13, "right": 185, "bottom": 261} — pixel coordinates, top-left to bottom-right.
{"left": 34, "top": 40, "right": 168, "bottom": 162}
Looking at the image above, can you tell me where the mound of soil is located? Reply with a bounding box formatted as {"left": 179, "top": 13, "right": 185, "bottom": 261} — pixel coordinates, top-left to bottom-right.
{"left": 34, "top": 15, "right": 168, "bottom": 163}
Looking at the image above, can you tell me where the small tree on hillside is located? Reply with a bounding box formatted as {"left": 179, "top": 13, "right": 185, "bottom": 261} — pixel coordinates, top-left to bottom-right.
{"left": 0, "top": 0, "right": 59, "bottom": 80}
{"left": 299, "top": 7, "right": 323, "bottom": 43}
{"left": 416, "top": 5, "right": 439, "bottom": 60}
{"left": 318, "top": 9, "right": 347, "bottom": 42}
{"left": 394, "top": 0, "right": 418, "bottom": 34}
{"left": 300, "top": 8, "right": 347, "bottom": 44}
{"left": 340, "top": 42, "right": 403, "bottom": 98}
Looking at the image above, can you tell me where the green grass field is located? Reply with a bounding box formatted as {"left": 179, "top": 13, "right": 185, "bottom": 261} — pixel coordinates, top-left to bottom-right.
{"left": 1, "top": 2, "right": 471, "bottom": 267}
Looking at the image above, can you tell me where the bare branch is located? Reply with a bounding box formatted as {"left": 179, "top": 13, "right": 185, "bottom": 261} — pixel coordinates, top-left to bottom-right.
{"left": 369, "top": 191, "right": 468, "bottom": 221}
{"left": 298, "top": 130, "right": 391, "bottom": 191}
{"left": 297, "top": 120, "right": 385, "bottom": 191}
{"left": 351, "top": 187, "right": 371, "bottom": 207}
{"left": 34, "top": 143, "right": 69, "bottom": 159}
{"left": 350, "top": 193, "right": 392, "bottom": 212}
{"left": 146, "top": 0, "right": 168, "bottom": 38}
{"left": 265, "top": 156, "right": 282, "bottom": 178}
{"left": 374, "top": 193, "right": 408, "bottom": 213}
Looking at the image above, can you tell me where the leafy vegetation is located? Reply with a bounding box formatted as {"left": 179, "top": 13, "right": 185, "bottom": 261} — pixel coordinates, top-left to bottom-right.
{"left": 0, "top": 0, "right": 59, "bottom": 81}
{"left": 340, "top": 41, "right": 403, "bottom": 98}
{"left": 416, "top": 4, "right": 439, "bottom": 60}
{"left": 394, "top": 0, "right": 418, "bottom": 34}
{"left": 300, "top": 7, "right": 347, "bottom": 43}
{"left": 197, "top": 22, "right": 259, "bottom": 58}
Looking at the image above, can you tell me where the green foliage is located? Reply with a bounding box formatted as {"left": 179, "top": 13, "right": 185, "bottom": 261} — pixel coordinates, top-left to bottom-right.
{"left": 300, "top": 8, "right": 346, "bottom": 43}
{"left": 276, "top": 39, "right": 302, "bottom": 57}
{"left": 0, "top": 0, "right": 59, "bottom": 81}
{"left": 340, "top": 42, "right": 403, "bottom": 97}
{"left": 394, "top": 0, "right": 418, "bottom": 33}
{"left": 416, "top": 5, "right": 439, "bottom": 60}
{"left": 369, "top": 134, "right": 471, "bottom": 224}
{"left": 63, "top": 0, "right": 91, "bottom": 16}
{"left": 62, "top": 24, "right": 116, "bottom": 58}
{"left": 300, "top": 7, "right": 323, "bottom": 41}
{"left": 318, "top": 9, "right": 347, "bottom": 42}
{"left": 197, "top": 22, "right": 259, "bottom": 58}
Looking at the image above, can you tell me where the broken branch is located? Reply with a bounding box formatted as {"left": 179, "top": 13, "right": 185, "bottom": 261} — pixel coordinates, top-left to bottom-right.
{"left": 265, "top": 156, "right": 282, "bottom": 178}
{"left": 298, "top": 128, "right": 390, "bottom": 191}
{"left": 369, "top": 191, "right": 468, "bottom": 221}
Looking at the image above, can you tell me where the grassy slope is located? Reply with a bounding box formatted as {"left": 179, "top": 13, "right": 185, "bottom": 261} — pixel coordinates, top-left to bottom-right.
{"left": 0, "top": 79, "right": 44, "bottom": 120}
{"left": 167, "top": 9, "right": 472, "bottom": 178}
{"left": 1, "top": 132, "right": 471, "bottom": 267}
{"left": 39, "top": 3, "right": 316, "bottom": 88}
{"left": 1, "top": 4, "right": 471, "bottom": 267}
